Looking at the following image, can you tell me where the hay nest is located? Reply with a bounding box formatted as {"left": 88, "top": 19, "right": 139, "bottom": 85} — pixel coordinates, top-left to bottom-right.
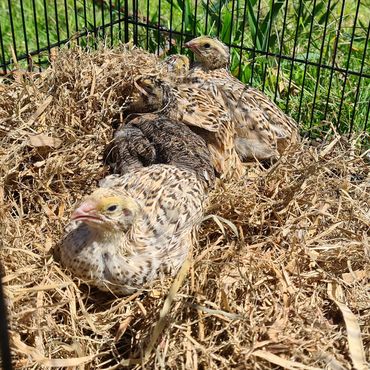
{"left": 1, "top": 44, "right": 369, "bottom": 369}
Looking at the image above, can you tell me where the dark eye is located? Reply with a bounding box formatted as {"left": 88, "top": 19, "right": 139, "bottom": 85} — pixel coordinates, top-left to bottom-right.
{"left": 107, "top": 205, "right": 118, "bottom": 212}
{"left": 204, "top": 43, "right": 211, "bottom": 48}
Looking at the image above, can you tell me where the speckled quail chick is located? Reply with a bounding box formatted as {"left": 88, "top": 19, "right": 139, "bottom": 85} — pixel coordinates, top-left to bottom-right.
{"left": 57, "top": 164, "right": 206, "bottom": 295}
{"left": 185, "top": 36, "right": 299, "bottom": 160}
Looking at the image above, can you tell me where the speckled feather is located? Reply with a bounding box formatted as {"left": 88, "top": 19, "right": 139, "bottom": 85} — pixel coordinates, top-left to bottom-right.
{"left": 104, "top": 113, "right": 215, "bottom": 188}
{"left": 57, "top": 165, "right": 205, "bottom": 295}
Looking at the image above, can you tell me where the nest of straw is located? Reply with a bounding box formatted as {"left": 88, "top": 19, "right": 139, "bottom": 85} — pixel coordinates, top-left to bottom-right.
{"left": 1, "top": 44, "right": 369, "bottom": 369}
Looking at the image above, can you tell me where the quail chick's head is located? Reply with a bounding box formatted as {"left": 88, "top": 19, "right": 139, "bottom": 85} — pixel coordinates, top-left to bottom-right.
{"left": 72, "top": 188, "right": 140, "bottom": 233}
{"left": 161, "top": 54, "right": 190, "bottom": 75}
{"left": 185, "top": 36, "right": 229, "bottom": 70}
{"left": 127, "top": 76, "right": 167, "bottom": 113}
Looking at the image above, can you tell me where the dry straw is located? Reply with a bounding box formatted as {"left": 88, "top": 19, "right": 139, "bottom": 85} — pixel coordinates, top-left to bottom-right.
{"left": 0, "top": 43, "right": 369, "bottom": 369}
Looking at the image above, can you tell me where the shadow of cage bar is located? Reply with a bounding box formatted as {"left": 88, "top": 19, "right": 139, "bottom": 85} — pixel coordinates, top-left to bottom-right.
{"left": 0, "top": 268, "right": 12, "bottom": 370}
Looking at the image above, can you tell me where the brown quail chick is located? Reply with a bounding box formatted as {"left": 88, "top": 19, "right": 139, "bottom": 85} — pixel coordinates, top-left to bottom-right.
{"left": 184, "top": 36, "right": 299, "bottom": 160}
{"left": 57, "top": 164, "right": 205, "bottom": 295}
{"left": 159, "top": 54, "right": 190, "bottom": 79}
{"left": 104, "top": 113, "right": 215, "bottom": 188}
{"left": 125, "top": 76, "right": 245, "bottom": 179}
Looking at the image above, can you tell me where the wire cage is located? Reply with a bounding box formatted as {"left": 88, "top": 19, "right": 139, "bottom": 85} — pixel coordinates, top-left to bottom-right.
{"left": 0, "top": 1, "right": 369, "bottom": 135}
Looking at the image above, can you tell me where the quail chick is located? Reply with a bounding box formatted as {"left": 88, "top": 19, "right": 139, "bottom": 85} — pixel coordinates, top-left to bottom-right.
{"left": 104, "top": 113, "right": 215, "bottom": 188}
{"left": 125, "top": 76, "right": 244, "bottom": 179}
{"left": 160, "top": 54, "right": 190, "bottom": 78}
{"left": 57, "top": 164, "right": 205, "bottom": 295}
{"left": 184, "top": 36, "right": 299, "bottom": 160}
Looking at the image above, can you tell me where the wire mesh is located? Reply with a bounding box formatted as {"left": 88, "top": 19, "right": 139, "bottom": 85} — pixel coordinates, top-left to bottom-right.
{"left": 0, "top": 0, "right": 369, "bottom": 134}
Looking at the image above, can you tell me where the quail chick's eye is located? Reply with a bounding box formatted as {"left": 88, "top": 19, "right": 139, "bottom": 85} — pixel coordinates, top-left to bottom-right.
{"left": 106, "top": 204, "right": 118, "bottom": 212}
{"left": 204, "top": 43, "right": 211, "bottom": 49}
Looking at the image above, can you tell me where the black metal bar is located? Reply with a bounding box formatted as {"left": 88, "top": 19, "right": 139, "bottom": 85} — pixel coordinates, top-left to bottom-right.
{"left": 350, "top": 21, "right": 370, "bottom": 133}
{"left": 146, "top": 0, "right": 150, "bottom": 49}
{"left": 273, "top": 0, "right": 289, "bottom": 102}
{"left": 53, "top": 0, "right": 61, "bottom": 45}
{"left": 31, "top": 0, "right": 41, "bottom": 70}
{"left": 237, "top": 0, "right": 248, "bottom": 79}
{"left": 118, "top": 0, "right": 122, "bottom": 41}
{"left": 109, "top": 0, "right": 114, "bottom": 46}
{"left": 193, "top": 0, "right": 199, "bottom": 40}
{"left": 285, "top": 0, "right": 304, "bottom": 115}
{"left": 0, "top": 274, "right": 12, "bottom": 370}
{"left": 250, "top": 0, "right": 262, "bottom": 85}
{"left": 20, "top": 0, "right": 29, "bottom": 60}
{"left": 64, "top": 0, "right": 70, "bottom": 39}
{"left": 7, "top": 0, "right": 17, "bottom": 59}
{"left": 323, "top": 0, "right": 346, "bottom": 121}
{"left": 133, "top": 0, "right": 138, "bottom": 46}
{"left": 0, "top": 24, "right": 7, "bottom": 74}
{"left": 157, "top": 0, "right": 162, "bottom": 54}
{"left": 336, "top": 0, "right": 361, "bottom": 128}
{"left": 261, "top": 0, "right": 276, "bottom": 92}
{"left": 83, "top": 0, "right": 88, "bottom": 29}
{"left": 204, "top": 0, "right": 210, "bottom": 35}
{"left": 297, "top": 0, "right": 317, "bottom": 123}
{"left": 92, "top": 0, "right": 97, "bottom": 41}
{"left": 179, "top": 0, "right": 186, "bottom": 52}
{"left": 101, "top": 0, "right": 106, "bottom": 38}
{"left": 169, "top": 0, "right": 174, "bottom": 52}
{"left": 216, "top": 0, "right": 222, "bottom": 38}
{"left": 310, "top": 0, "right": 332, "bottom": 128}
{"left": 124, "top": 0, "right": 129, "bottom": 43}
{"left": 73, "top": 0, "right": 79, "bottom": 45}
{"left": 229, "top": 0, "right": 236, "bottom": 48}
{"left": 43, "top": 0, "right": 51, "bottom": 52}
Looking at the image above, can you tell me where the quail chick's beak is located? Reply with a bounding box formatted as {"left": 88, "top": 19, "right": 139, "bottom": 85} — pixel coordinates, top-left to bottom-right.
{"left": 184, "top": 41, "right": 197, "bottom": 51}
{"left": 71, "top": 202, "right": 102, "bottom": 223}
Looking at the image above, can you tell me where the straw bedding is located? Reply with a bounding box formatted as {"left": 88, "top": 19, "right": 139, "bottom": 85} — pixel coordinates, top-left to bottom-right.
{"left": 0, "top": 44, "right": 369, "bottom": 369}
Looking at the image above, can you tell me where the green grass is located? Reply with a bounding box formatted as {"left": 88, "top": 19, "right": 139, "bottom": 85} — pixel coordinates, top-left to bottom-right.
{"left": 0, "top": 0, "right": 369, "bottom": 135}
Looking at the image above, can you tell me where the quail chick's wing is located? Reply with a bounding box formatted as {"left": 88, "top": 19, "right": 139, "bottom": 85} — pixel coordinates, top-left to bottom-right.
{"left": 134, "top": 114, "right": 216, "bottom": 186}
{"left": 199, "top": 68, "right": 299, "bottom": 140}
{"left": 127, "top": 76, "right": 245, "bottom": 179}
{"left": 59, "top": 164, "right": 206, "bottom": 295}
{"left": 185, "top": 37, "right": 299, "bottom": 159}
